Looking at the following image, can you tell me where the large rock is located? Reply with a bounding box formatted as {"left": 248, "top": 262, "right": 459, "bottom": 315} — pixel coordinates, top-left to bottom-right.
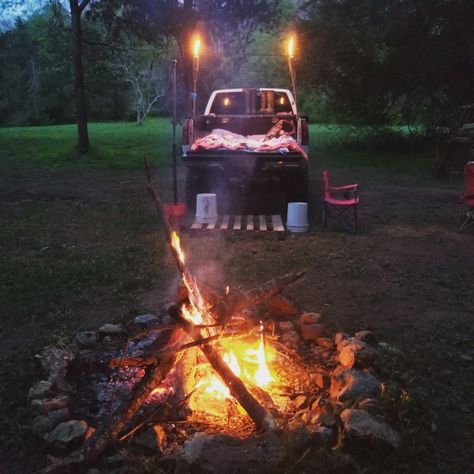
{"left": 32, "top": 408, "right": 70, "bottom": 437}
{"left": 98, "top": 324, "right": 126, "bottom": 340}
{"left": 134, "top": 424, "right": 166, "bottom": 453}
{"left": 340, "top": 409, "right": 400, "bottom": 448}
{"left": 75, "top": 331, "right": 97, "bottom": 349}
{"left": 330, "top": 367, "right": 381, "bottom": 403}
{"left": 133, "top": 313, "right": 160, "bottom": 328}
{"left": 36, "top": 346, "right": 75, "bottom": 389}
{"left": 44, "top": 420, "right": 88, "bottom": 451}
{"left": 298, "top": 323, "right": 325, "bottom": 342}
{"left": 298, "top": 312, "right": 322, "bottom": 325}
{"left": 279, "top": 330, "right": 301, "bottom": 348}
{"left": 28, "top": 380, "right": 53, "bottom": 400}
{"left": 31, "top": 395, "right": 70, "bottom": 414}
{"left": 339, "top": 340, "right": 380, "bottom": 369}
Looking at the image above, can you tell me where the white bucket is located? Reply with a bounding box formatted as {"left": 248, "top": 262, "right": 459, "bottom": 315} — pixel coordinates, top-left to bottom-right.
{"left": 195, "top": 193, "right": 218, "bottom": 224}
{"left": 286, "top": 202, "right": 309, "bottom": 233}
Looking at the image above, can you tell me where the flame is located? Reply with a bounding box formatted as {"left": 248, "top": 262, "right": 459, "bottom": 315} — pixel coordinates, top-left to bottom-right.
{"left": 193, "top": 37, "right": 201, "bottom": 57}
{"left": 279, "top": 97, "right": 285, "bottom": 105}
{"left": 168, "top": 231, "right": 276, "bottom": 410}
{"left": 171, "top": 231, "right": 185, "bottom": 267}
{"left": 223, "top": 97, "right": 230, "bottom": 107}
{"left": 254, "top": 334, "right": 275, "bottom": 386}
{"left": 287, "top": 35, "right": 295, "bottom": 58}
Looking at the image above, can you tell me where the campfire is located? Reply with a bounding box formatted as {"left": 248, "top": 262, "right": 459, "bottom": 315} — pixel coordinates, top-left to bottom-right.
{"left": 27, "top": 165, "right": 404, "bottom": 473}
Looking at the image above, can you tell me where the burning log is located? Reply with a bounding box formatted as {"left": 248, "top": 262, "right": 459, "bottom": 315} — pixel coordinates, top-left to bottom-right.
{"left": 167, "top": 304, "right": 277, "bottom": 432}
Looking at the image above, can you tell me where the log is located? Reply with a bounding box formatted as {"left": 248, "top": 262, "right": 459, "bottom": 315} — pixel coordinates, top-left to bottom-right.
{"left": 109, "top": 354, "right": 176, "bottom": 439}
{"left": 167, "top": 305, "right": 276, "bottom": 432}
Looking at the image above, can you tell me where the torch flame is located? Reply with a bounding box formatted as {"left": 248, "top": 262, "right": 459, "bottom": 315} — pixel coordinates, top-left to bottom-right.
{"left": 193, "top": 37, "right": 201, "bottom": 57}
{"left": 287, "top": 35, "right": 295, "bottom": 58}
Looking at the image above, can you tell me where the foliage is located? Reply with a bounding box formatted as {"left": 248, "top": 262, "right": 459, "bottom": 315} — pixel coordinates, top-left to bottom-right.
{"left": 0, "top": 3, "right": 73, "bottom": 125}
{"left": 298, "top": 0, "right": 474, "bottom": 129}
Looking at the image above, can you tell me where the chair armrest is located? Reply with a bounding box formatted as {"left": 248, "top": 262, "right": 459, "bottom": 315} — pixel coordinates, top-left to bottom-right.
{"left": 330, "top": 184, "right": 358, "bottom": 191}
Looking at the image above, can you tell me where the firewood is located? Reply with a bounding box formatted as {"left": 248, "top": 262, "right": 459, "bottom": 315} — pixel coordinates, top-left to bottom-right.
{"left": 167, "top": 305, "right": 277, "bottom": 432}
{"left": 108, "top": 354, "right": 176, "bottom": 439}
{"left": 109, "top": 331, "right": 250, "bottom": 368}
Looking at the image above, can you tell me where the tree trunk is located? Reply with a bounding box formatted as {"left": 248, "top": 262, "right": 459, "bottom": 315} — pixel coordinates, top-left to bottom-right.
{"left": 70, "top": 1, "right": 89, "bottom": 153}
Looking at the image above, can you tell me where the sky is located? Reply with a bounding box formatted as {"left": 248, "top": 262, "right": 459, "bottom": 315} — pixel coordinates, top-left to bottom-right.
{"left": 0, "top": 0, "right": 57, "bottom": 28}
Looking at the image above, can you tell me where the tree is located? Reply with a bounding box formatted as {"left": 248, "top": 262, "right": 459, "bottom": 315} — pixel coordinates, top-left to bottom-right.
{"left": 69, "top": 0, "right": 91, "bottom": 152}
{"left": 298, "top": 0, "right": 474, "bottom": 129}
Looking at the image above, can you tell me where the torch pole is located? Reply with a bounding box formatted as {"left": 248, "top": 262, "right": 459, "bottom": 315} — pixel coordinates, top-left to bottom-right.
{"left": 192, "top": 55, "right": 199, "bottom": 119}
{"left": 288, "top": 56, "right": 297, "bottom": 105}
{"left": 171, "top": 59, "right": 178, "bottom": 204}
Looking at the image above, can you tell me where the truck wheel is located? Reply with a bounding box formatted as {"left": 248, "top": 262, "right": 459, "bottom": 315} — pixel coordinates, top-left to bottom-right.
{"left": 185, "top": 169, "right": 208, "bottom": 211}
{"left": 284, "top": 169, "right": 308, "bottom": 203}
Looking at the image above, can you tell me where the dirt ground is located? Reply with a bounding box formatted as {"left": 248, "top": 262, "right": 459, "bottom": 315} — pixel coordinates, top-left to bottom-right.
{"left": 1, "top": 163, "right": 473, "bottom": 473}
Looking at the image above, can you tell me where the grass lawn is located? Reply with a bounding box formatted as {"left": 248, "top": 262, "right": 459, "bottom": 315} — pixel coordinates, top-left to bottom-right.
{"left": 0, "top": 119, "right": 472, "bottom": 473}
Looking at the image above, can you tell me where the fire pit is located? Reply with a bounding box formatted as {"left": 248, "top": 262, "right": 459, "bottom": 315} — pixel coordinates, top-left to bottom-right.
{"left": 29, "top": 267, "right": 403, "bottom": 474}
{"left": 26, "top": 165, "right": 404, "bottom": 473}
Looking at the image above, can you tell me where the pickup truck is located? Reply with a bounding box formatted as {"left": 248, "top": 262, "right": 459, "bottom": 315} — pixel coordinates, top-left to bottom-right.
{"left": 182, "top": 88, "right": 309, "bottom": 210}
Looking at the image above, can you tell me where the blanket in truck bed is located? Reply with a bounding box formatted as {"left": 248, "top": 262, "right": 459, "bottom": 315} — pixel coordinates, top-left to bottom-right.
{"left": 190, "top": 127, "right": 307, "bottom": 159}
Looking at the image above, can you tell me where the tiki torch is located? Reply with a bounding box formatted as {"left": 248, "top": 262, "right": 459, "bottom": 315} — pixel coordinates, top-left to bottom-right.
{"left": 192, "top": 36, "right": 201, "bottom": 119}
{"left": 287, "top": 34, "right": 297, "bottom": 104}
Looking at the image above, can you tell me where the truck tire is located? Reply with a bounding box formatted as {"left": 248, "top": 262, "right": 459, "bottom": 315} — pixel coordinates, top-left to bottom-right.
{"left": 185, "top": 169, "right": 208, "bottom": 211}
{"left": 284, "top": 169, "right": 308, "bottom": 203}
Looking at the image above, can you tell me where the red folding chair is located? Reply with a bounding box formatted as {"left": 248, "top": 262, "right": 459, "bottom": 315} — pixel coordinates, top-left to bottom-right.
{"left": 459, "top": 161, "right": 474, "bottom": 232}
{"left": 322, "top": 170, "right": 359, "bottom": 232}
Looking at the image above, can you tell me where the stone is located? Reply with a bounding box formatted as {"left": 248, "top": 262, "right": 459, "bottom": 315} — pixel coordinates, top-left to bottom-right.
{"left": 340, "top": 409, "right": 400, "bottom": 448}
{"left": 330, "top": 367, "right": 381, "bottom": 403}
{"left": 279, "top": 330, "right": 301, "bottom": 347}
{"left": 315, "top": 337, "right": 335, "bottom": 349}
{"left": 31, "top": 395, "right": 70, "bottom": 414}
{"left": 354, "top": 330, "right": 377, "bottom": 345}
{"left": 334, "top": 332, "right": 349, "bottom": 345}
{"left": 44, "top": 420, "right": 88, "bottom": 451}
{"left": 75, "top": 331, "right": 97, "bottom": 349}
{"left": 298, "top": 312, "right": 322, "bottom": 325}
{"left": 36, "top": 346, "right": 75, "bottom": 386}
{"left": 98, "top": 324, "right": 126, "bottom": 339}
{"left": 278, "top": 321, "right": 295, "bottom": 332}
{"left": 298, "top": 323, "right": 325, "bottom": 341}
{"left": 314, "top": 412, "right": 337, "bottom": 428}
{"left": 28, "top": 380, "right": 53, "bottom": 400}
{"left": 286, "top": 420, "right": 335, "bottom": 451}
{"left": 134, "top": 425, "right": 166, "bottom": 453}
{"left": 31, "top": 408, "right": 70, "bottom": 437}
{"left": 133, "top": 313, "right": 160, "bottom": 328}
{"left": 356, "top": 398, "right": 381, "bottom": 415}
{"left": 339, "top": 341, "right": 380, "bottom": 369}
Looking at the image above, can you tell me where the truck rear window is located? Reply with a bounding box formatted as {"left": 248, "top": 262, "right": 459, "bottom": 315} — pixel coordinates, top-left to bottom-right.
{"left": 209, "top": 90, "right": 293, "bottom": 115}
